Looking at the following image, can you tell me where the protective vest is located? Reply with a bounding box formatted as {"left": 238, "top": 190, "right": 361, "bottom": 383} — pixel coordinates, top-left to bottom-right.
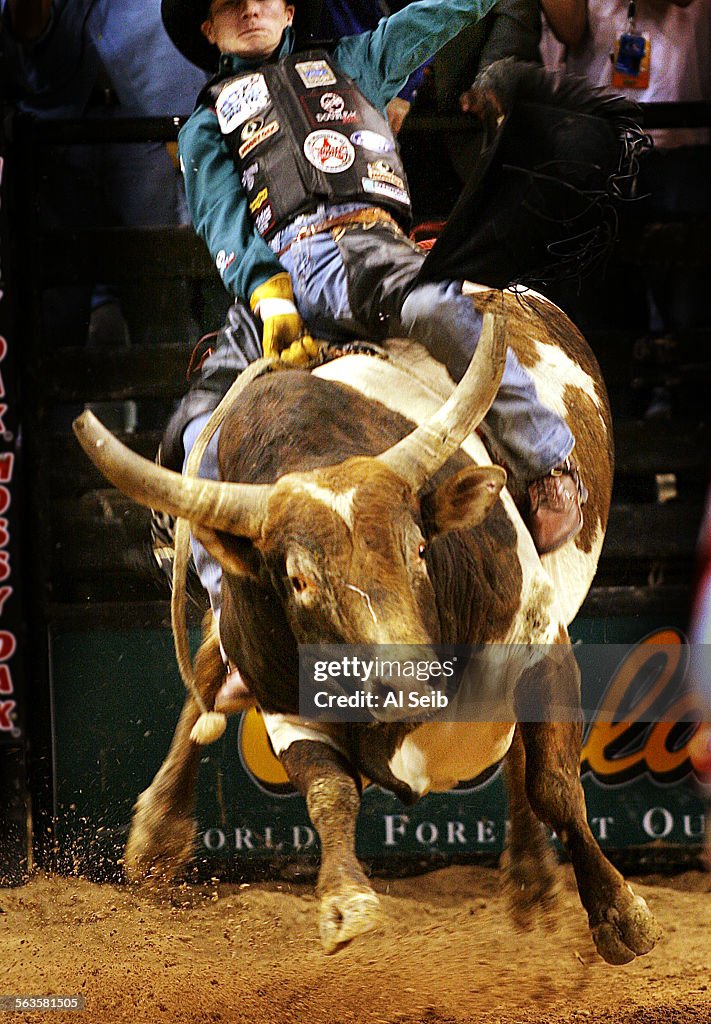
{"left": 204, "top": 50, "right": 412, "bottom": 239}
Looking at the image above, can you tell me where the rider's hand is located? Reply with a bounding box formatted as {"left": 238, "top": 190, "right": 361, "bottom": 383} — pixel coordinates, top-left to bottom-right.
{"left": 459, "top": 85, "right": 505, "bottom": 136}
{"left": 278, "top": 335, "right": 321, "bottom": 366}
{"left": 250, "top": 272, "right": 314, "bottom": 361}
{"left": 387, "top": 96, "right": 411, "bottom": 135}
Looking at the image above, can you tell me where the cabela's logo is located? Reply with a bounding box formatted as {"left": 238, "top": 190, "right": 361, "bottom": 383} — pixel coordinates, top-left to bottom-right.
{"left": 238, "top": 119, "right": 279, "bottom": 159}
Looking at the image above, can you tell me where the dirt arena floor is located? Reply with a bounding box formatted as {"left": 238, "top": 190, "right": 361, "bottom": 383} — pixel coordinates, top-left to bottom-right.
{"left": 3, "top": 864, "right": 711, "bottom": 1024}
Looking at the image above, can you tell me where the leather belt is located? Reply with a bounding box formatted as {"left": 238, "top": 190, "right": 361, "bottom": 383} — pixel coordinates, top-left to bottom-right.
{"left": 276, "top": 207, "right": 399, "bottom": 257}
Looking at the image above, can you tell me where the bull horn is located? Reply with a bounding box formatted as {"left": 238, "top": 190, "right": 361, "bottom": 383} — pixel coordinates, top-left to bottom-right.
{"left": 378, "top": 307, "right": 507, "bottom": 490}
{"left": 73, "top": 411, "right": 272, "bottom": 538}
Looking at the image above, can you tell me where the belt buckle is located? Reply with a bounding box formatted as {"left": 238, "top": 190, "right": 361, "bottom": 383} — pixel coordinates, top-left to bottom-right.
{"left": 296, "top": 223, "right": 318, "bottom": 244}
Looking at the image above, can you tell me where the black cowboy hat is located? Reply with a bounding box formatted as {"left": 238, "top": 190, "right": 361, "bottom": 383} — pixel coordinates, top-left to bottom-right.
{"left": 417, "top": 60, "right": 646, "bottom": 290}
{"left": 161, "top": 0, "right": 324, "bottom": 72}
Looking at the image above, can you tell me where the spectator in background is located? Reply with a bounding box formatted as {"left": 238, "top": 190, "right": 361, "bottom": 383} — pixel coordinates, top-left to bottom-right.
{"left": 565, "top": 3, "right": 710, "bottom": 852}
{"left": 1, "top": 0, "right": 209, "bottom": 354}
{"left": 539, "top": 0, "right": 586, "bottom": 68}
{"left": 566, "top": 0, "right": 707, "bottom": 146}
{"left": 540, "top": 0, "right": 586, "bottom": 47}
{"left": 561, "top": 0, "right": 711, "bottom": 391}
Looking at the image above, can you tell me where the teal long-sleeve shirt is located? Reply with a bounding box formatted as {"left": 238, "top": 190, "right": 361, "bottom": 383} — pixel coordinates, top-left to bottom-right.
{"left": 179, "top": 0, "right": 499, "bottom": 304}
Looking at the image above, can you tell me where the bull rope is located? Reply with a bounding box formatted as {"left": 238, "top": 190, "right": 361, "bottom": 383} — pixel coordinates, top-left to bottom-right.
{"left": 173, "top": 356, "right": 278, "bottom": 745}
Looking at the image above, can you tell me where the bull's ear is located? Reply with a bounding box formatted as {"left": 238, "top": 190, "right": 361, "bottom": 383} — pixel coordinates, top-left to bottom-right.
{"left": 422, "top": 465, "right": 506, "bottom": 539}
{"left": 192, "top": 525, "right": 261, "bottom": 578}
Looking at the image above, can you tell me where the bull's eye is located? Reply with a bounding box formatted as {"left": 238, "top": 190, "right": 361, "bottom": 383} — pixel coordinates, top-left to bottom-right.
{"left": 290, "top": 575, "right": 308, "bottom": 594}
{"left": 417, "top": 542, "right": 427, "bottom": 560}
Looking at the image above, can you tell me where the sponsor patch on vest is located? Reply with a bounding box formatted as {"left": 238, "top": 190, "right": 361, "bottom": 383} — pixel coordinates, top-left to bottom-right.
{"left": 238, "top": 119, "right": 279, "bottom": 159}
{"left": 215, "top": 249, "right": 236, "bottom": 274}
{"left": 304, "top": 130, "right": 355, "bottom": 173}
{"left": 249, "top": 188, "right": 269, "bottom": 215}
{"left": 367, "top": 160, "right": 405, "bottom": 190}
{"left": 254, "top": 202, "right": 275, "bottom": 237}
{"left": 362, "top": 177, "right": 411, "bottom": 205}
{"left": 350, "top": 130, "right": 394, "bottom": 155}
{"left": 295, "top": 59, "right": 337, "bottom": 89}
{"left": 216, "top": 74, "right": 270, "bottom": 134}
{"left": 241, "top": 162, "right": 259, "bottom": 191}
{"left": 301, "top": 90, "right": 358, "bottom": 127}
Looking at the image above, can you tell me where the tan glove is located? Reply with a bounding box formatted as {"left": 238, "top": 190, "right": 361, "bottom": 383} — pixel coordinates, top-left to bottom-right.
{"left": 250, "top": 272, "right": 317, "bottom": 364}
{"left": 278, "top": 335, "right": 322, "bottom": 366}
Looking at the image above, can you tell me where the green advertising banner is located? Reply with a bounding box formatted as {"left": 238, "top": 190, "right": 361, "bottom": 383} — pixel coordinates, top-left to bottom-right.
{"left": 49, "top": 617, "right": 707, "bottom": 876}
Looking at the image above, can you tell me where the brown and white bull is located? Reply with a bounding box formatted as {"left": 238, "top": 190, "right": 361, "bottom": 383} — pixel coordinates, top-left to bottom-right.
{"left": 74, "top": 286, "right": 661, "bottom": 963}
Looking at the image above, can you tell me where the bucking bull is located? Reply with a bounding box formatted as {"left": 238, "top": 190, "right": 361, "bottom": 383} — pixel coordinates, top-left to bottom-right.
{"left": 74, "top": 285, "right": 661, "bottom": 963}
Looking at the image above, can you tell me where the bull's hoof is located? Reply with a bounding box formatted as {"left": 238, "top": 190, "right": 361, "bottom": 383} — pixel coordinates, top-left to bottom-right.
{"left": 591, "top": 886, "right": 662, "bottom": 965}
{"left": 123, "top": 789, "right": 196, "bottom": 885}
{"left": 500, "top": 846, "right": 560, "bottom": 931}
{"left": 318, "top": 887, "right": 381, "bottom": 954}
